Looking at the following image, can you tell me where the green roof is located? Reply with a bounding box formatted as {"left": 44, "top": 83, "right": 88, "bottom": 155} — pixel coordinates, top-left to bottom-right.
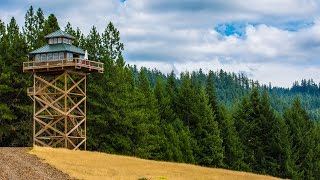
{"left": 29, "top": 44, "right": 85, "bottom": 55}
{"left": 44, "top": 30, "right": 75, "bottom": 39}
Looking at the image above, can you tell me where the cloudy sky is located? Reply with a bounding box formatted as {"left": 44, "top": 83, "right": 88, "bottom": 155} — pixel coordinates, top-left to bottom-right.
{"left": 1, "top": 0, "right": 320, "bottom": 87}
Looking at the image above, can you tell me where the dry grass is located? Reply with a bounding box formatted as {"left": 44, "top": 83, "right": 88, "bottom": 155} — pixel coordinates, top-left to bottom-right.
{"left": 29, "top": 146, "right": 281, "bottom": 180}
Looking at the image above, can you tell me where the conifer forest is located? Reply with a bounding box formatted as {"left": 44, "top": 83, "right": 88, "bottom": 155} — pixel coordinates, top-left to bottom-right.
{"left": 0, "top": 6, "right": 320, "bottom": 179}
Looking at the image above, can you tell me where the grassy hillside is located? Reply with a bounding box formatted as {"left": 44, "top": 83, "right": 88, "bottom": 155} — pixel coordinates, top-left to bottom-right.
{"left": 29, "top": 146, "right": 281, "bottom": 180}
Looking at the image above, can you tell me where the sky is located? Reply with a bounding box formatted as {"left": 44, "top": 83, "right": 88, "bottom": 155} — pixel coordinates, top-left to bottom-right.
{"left": 1, "top": 0, "right": 320, "bottom": 87}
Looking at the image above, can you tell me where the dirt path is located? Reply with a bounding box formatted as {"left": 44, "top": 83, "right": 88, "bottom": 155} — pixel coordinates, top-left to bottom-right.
{"left": 0, "top": 147, "right": 74, "bottom": 180}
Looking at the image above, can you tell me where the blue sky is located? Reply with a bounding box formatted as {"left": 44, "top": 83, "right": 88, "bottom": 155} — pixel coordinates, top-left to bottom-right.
{"left": 1, "top": 0, "right": 320, "bottom": 87}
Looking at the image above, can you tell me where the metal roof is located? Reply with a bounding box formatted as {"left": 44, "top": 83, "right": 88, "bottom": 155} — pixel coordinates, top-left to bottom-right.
{"left": 44, "top": 29, "right": 75, "bottom": 39}
{"left": 29, "top": 44, "right": 85, "bottom": 55}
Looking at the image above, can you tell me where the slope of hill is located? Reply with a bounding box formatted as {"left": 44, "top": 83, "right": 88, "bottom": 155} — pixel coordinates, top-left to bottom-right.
{"left": 0, "top": 147, "right": 73, "bottom": 179}
{"left": 29, "top": 146, "right": 281, "bottom": 180}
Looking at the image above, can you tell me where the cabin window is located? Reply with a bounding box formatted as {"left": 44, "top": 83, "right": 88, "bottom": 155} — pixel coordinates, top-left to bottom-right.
{"left": 49, "top": 39, "right": 53, "bottom": 44}
{"left": 67, "top": 39, "right": 71, "bottom": 44}
{"left": 41, "top": 54, "right": 47, "bottom": 61}
{"left": 58, "top": 38, "right": 62, "bottom": 43}
{"left": 53, "top": 53, "right": 59, "bottom": 60}
{"left": 63, "top": 38, "right": 68, "bottom": 44}
{"left": 59, "top": 52, "right": 64, "bottom": 60}
{"left": 35, "top": 54, "right": 40, "bottom": 61}
{"left": 80, "top": 55, "right": 84, "bottom": 59}
{"left": 47, "top": 53, "right": 53, "bottom": 60}
{"left": 67, "top": 53, "right": 73, "bottom": 60}
{"left": 53, "top": 38, "right": 57, "bottom": 44}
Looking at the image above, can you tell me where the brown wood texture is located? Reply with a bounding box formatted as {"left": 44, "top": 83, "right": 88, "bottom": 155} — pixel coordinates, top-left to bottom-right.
{"left": 23, "top": 58, "right": 104, "bottom": 73}
{"left": 29, "top": 71, "right": 88, "bottom": 150}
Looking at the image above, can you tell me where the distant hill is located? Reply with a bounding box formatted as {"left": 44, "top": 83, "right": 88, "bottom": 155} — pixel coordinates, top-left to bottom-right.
{"left": 133, "top": 66, "right": 320, "bottom": 120}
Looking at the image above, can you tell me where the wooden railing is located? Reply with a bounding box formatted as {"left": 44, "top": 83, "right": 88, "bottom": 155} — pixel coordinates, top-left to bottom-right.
{"left": 23, "top": 58, "right": 104, "bottom": 72}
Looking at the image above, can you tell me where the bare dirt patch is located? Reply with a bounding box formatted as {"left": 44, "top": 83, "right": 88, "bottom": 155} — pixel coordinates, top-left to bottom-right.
{"left": 0, "top": 147, "right": 75, "bottom": 180}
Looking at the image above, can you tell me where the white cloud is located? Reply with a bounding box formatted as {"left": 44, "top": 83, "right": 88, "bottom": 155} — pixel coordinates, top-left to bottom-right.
{"left": 0, "top": 9, "right": 24, "bottom": 25}
{"left": 1, "top": 0, "right": 320, "bottom": 87}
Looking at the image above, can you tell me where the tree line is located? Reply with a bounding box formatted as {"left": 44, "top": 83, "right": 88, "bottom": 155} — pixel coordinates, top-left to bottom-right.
{"left": 0, "top": 6, "right": 319, "bottom": 179}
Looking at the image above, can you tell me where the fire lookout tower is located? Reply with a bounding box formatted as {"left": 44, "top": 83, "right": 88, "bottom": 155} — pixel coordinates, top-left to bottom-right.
{"left": 23, "top": 30, "right": 104, "bottom": 150}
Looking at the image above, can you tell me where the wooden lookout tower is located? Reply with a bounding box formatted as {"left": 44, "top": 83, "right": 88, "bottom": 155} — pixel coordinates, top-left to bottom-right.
{"left": 23, "top": 30, "right": 104, "bottom": 150}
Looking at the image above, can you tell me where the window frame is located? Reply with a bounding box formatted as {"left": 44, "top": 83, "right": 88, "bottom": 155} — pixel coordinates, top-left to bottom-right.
{"left": 67, "top": 52, "right": 73, "bottom": 61}
{"left": 41, "top": 54, "right": 47, "bottom": 61}
{"left": 47, "top": 53, "right": 53, "bottom": 60}
{"left": 53, "top": 53, "right": 59, "bottom": 60}
{"left": 59, "top": 52, "right": 64, "bottom": 60}
{"left": 35, "top": 54, "right": 40, "bottom": 61}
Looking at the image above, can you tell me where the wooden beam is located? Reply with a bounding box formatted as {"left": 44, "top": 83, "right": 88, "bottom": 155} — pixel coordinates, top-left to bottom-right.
{"left": 31, "top": 70, "right": 87, "bottom": 150}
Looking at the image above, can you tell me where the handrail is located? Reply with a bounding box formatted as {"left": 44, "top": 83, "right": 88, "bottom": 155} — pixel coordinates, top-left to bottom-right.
{"left": 23, "top": 58, "right": 104, "bottom": 72}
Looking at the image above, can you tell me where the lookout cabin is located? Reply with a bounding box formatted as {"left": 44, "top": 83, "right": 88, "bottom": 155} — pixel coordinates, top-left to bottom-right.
{"left": 23, "top": 29, "right": 104, "bottom": 73}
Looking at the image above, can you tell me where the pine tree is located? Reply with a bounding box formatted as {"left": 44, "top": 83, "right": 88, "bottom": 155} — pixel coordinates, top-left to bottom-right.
{"left": 258, "top": 91, "right": 292, "bottom": 176}
{"left": 206, "top": 70, "right": 246, "bottom": 170}
{"left": 86, "top": 24, "right": 133, "bottom": 155}
{"left": 220, "top": 105, "right": 247, "bottom": 170}
{"left": 43, "top": 14, "right": 60, "bottom": 35}
{"left": 196, "top": 87, "right": 224, "bottom": 167}
{"left": 85, "top": 26, "right": 102, "bottom": 61}
{"left": 234, "top": 88, "right": 262, "bottom": 172}
{"left": 177, "top": 73, "right": 223, "bottom": 167}
{"left": 23, "top": 6, "right": 36, "bottom": 51}
{"left": 284, "top": 98, "right": 317, "bottom": 179}
{"left": 34, "top": 8, "right": 46, "bottom": 48}
{"left": 132, "top": 69, "right": 164, "bottom": 159}
{"left": 0, "top": 17, "right": 31, "bottom": 146}
{"left": 101, "top": 22, "right": 124, "bottom": 60}
{"left": 154, "top": 77, "right": 184, "bottom": 162}
{"left": 87, "top": 55, "right": 134, "bottom": 155}
{"left": 64, "top": 22, "right": 84, "bottom": 47}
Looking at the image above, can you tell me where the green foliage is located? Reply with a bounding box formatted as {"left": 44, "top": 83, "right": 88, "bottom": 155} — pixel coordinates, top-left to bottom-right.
{"left": 0, "top": 17, "right": 32, "bottom": 146}
{"left": 1, "top": 6, "right": 320, "bottom": 180}
{"left": 206, "top": 70, "right": 246, "bottom": 170}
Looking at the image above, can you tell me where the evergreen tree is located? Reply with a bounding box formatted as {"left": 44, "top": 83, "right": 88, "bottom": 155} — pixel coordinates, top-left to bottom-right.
{"left": 196, "top": 87, "right": 224, "bottom": 167}
{"left": 101, "top": 22, "right": 124, "bottom": 60}
{"left": 284, "top": 98, "right": 317, "bottom": 179}
{"left": 234, "top": 88, "right": 263, "bottom": 172}
{"left": 1, "top": 7, "right": 320, "bottom": 179}
{"left": 34, "top": 8, "right": 46, "bottom": 48}
{"left": 0, "top": 17, "right": 31, "bottom": 146}
{"left": 85, "top": 26, "right": 102, "bottom": 60}
{"left": 86, "top": 25, "right": 131, "bottom": 155}
{"left": 43, "top": 14, "right": 60, "bottom": 35}
{"left": 177, "top": 73, "right": 223, "bottom": 166}
{"left": 87, "top": 55, "right": 134, "bottom": 155}
{"left": 23, "top": 6, "right": 36, "bottom": 51}
{"left": 64, "top": 22, "right": 85, "bottom": 47}
{"left": 154, "top": 77, "right": 185, "bottom": 162}
{"left": 258, "top": 91, "right": 292, "bottom": 176}
{"left": 220, "top": 105, "right": 247, "bottom": 170}
{"left": 131, "top": 69, "right": 164, "bottom": 159}
{"left": 206, "top": 70, "right": 246, "bottom": 170}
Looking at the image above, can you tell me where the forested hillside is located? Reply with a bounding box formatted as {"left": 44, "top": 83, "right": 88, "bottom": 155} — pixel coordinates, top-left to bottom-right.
{"left": 134, "top": 67, "right": 320, "bottom": 120}
{"left": 0, "top": 6, "right": 320, "bottom": 179}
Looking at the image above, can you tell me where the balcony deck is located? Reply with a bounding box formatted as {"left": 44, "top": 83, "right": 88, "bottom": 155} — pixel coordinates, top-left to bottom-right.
{"left": 23, "top": 58, "right": 104, "bottom": 73}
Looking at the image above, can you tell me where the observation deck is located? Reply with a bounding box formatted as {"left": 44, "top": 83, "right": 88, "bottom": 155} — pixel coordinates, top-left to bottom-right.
{"left": 23, "top": 58, "right": 104, "bottom": 73}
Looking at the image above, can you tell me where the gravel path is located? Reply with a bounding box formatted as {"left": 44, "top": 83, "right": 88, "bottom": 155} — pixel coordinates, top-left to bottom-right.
{"left": 0, "top": 147, "right": 75, "bottom": 180}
